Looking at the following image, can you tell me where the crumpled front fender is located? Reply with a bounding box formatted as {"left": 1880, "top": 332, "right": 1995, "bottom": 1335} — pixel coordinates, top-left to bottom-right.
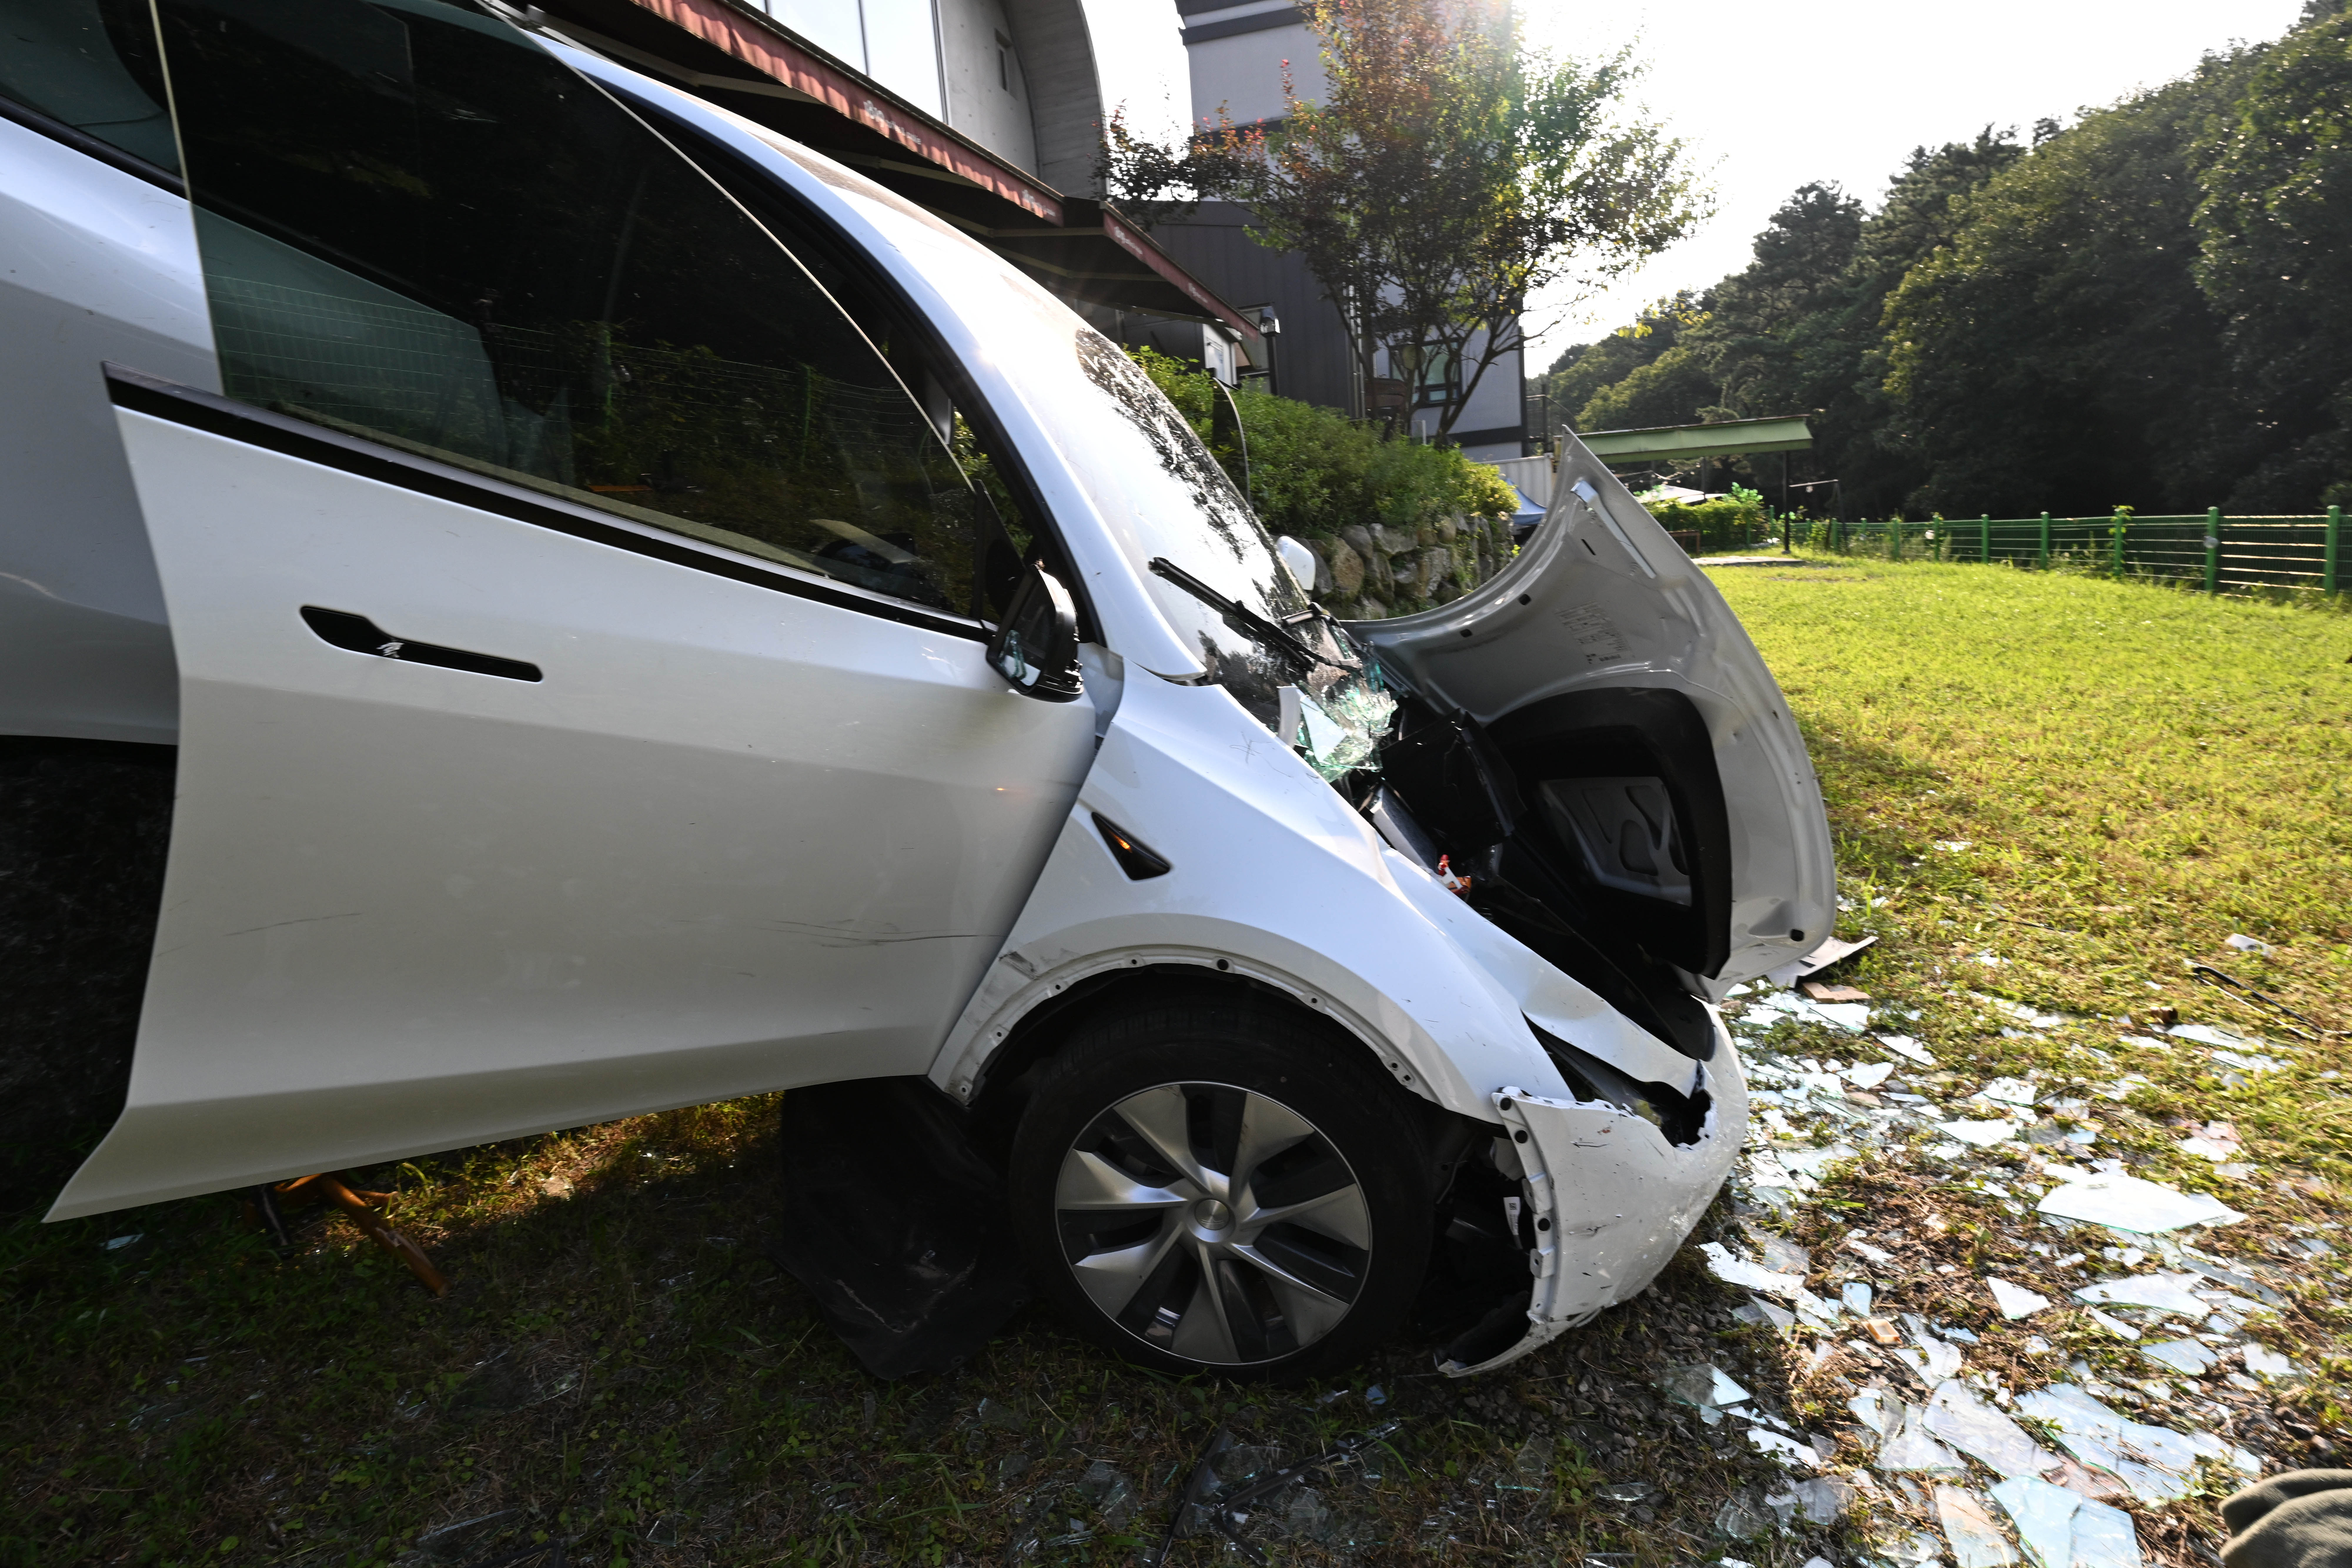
{"left": 1441, "top": 1024, "right": 1748, "bottom": 1375}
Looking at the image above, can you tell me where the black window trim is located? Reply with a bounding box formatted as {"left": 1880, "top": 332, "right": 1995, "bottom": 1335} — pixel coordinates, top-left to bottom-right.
{"left": 0, "top": 89, "right": 185, "bottom": 196}
{"left": 103, "top": 363, "right": 993, "bottom": 642}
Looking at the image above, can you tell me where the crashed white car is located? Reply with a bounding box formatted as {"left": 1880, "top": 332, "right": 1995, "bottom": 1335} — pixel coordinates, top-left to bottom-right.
{"left": 2, "top": 0, "right": 1831, "bottom": 1378}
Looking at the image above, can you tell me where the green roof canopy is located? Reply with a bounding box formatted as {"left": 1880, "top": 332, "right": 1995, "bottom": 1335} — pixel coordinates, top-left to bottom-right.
{"left": 1575, "top": 415, "right": 1813, "bottom": 465}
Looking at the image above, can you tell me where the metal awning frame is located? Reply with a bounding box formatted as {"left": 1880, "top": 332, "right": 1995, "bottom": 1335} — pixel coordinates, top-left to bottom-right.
{"left": 1576, "top": 415, "right": 1814, "bottom": 466}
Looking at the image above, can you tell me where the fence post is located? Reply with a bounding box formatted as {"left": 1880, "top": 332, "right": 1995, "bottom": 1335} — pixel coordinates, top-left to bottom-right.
{"left": 2037, "top": 512, "right": 2051, "bottom": 570}
{"left": 1979, "top": 514, "right": 1990, "bottom": 563}
{"left": 2205, "top": 507, "right": 2221, "bottom": 594}
{"left": 2326, "top": 505, "right": 2341, "bottom": 596}
{"left": 2111, "top": 509, "right": 2127, "bottom": 580}
{"left": 1890, "top": 519, "right": 1902, "bottom": 561}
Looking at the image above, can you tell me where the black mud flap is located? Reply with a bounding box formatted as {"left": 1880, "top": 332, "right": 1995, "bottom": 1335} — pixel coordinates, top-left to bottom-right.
{"left": 770, "top": 1077, "right": 1031, "bottom": 1379}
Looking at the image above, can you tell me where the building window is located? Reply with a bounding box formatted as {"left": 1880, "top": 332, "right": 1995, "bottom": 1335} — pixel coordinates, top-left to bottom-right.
{"left": 994, "top": 29, "right": 1012, "bottom": 92}
{"left": 1405, "top": 342, "right": 1456, "bottom": 409}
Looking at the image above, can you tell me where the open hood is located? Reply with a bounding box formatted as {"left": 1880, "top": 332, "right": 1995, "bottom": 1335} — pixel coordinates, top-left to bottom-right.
{"left": 1350, "top": 437, "right": 1835, "bottom": 1005}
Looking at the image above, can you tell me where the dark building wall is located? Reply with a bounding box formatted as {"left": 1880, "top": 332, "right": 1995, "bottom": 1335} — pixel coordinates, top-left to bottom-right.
{"left": 1148, "top": 200, "right": 1357, "bottom": 413}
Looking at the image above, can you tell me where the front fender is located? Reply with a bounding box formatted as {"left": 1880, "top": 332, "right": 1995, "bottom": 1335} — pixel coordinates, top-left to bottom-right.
{"left": 928, "top": 669, "right": 1569, "bottom": 1116}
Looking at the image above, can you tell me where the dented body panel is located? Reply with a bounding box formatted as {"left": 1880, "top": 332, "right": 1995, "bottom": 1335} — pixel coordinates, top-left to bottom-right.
{"left": 932, "top": 664, "right": 1752, "bottom": 1373}
{"left": 1464, "top": 1059, "right": 1748, "bottom": 1373}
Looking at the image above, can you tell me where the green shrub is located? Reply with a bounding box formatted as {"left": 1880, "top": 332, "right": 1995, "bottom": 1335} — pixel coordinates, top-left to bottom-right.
{"left": 1126, "top": 348, "right": 1516, "bottom": 539}
{"left": 1638, "top": 483, "right": 1769, "bottom": 553}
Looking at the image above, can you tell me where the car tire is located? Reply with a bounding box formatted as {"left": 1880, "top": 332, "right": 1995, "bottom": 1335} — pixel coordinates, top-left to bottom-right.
{"left": 1007, "top": 986, "right": 1434, "bottom": 1379}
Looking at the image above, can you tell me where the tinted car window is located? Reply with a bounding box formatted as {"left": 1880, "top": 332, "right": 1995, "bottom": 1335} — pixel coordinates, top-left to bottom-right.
{"left": 0, "top": 0, "right": 181, "bottom": 171}
{"left": 152, "top": 0, "right": 993, "bottom": 617}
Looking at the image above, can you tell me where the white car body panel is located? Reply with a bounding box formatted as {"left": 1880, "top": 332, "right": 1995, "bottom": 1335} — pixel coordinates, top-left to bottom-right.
{"left": 1458, "top": 1067, "right": 1747, "bottom": 1374}
{"left": 7, "top": 18, "right": 1813, "bottom": 1375}
{"left": 0, "top": 116, "right": 211, "bottom": 744}
{"left": 930, "top": 667, "right": 1748, "bottom": 1371}
{"left": 48, "top": 404, "right": 1095, "bottom": 1219}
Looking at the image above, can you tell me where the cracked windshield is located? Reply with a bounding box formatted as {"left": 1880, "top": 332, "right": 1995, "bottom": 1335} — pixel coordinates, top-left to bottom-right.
{"left": 1068, "top": 329, "right": 1394, "bottom": 778}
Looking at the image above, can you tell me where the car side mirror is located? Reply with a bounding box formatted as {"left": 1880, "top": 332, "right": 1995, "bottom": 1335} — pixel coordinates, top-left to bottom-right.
{"left": 987, "top": 563, "right": 1084, "bottom": 702}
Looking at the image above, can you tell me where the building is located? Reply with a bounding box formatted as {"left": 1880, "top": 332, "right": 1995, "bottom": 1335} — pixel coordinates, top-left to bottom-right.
{"left": 1151, "top": 0, "right": 1530, "bottom": 462}
{"left": 529, "top": 0, "right": 1269, "bottom": 370}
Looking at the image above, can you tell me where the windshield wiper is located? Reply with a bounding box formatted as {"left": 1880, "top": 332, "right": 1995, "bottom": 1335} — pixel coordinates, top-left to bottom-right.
{"left": 1148, "top": 556, "right": 1348, "bottom": 671}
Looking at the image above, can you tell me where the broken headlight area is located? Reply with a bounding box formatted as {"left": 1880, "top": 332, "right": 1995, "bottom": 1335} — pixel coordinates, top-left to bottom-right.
{"left": 1526, "top": 1018, "right": 1712, "bottom": 1148}
{"left": 1348, "top": 681, "right": 1733, "bottom": 1062}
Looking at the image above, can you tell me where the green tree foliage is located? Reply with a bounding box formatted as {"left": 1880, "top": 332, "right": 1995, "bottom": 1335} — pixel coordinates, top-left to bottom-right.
{"left": 1541, "top": 292, "right": 1703, "bottom": 429}
{"left": 1575, "top": 345, "right": 1720, "bottom": 432}
{"left": 1552, "top": 2, "right": 2352, "bottom": 516}
{"left": 1125, "top": 349, "right": 1516, "bottom": 538}
{"left": 1882, "top": 61, "right": 2257, "bottom": 516}
{"left": 1552, "top": 136, "right": 2024, "bottom": 514}
{"left": 1104, "top": 0, "right": 1706, "bottom": 440}
{"left": 1685, "top": 181, "right": 1862, "bottom": 423}
{"left": 2192, "top": 5, "right": 2352, "bottom": 509}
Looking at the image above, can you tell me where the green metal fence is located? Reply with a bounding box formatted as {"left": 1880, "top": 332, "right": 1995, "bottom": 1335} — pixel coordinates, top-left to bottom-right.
{"left": 1778, "top": 507, "right": 2345, "bottom": 597}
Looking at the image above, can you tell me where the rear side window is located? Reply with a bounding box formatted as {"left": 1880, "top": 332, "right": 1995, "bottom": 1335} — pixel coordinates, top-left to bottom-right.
{"left": 149, "top": 0, "right": 995, "bottom": 618}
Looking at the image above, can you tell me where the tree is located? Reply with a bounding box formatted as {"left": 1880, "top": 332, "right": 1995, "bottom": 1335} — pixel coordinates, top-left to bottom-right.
{"left": 1104, "top": 0, "right": 1707, "bottom": 440}
{"left": 1555, "top": 137, "right": 2025, "bottom": 514}
{"left": 1542, "top": 291, "right": 1705, "bottom": 433}
{"left": 2192, "top": 5, "right": 2352, "bottom": 509}
{"left": 1573, "top": 345, "right": 1721, "bottom": 433}
{"left": 1684, "top": 182, "right": 1862, "bottom": 422}
{"left": 1882, "top": 63, "right": 2257, "bottom": 516}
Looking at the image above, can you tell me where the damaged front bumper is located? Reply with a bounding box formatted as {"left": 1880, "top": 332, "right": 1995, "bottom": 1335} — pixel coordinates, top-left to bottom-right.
{"left": 1438, "top": 1026, "right": 1747, "bottom": 1376}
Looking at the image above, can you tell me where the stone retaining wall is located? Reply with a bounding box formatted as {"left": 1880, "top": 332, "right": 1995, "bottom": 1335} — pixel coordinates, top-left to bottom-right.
{"left": 1297, "top": 514, "right": 1519, "bottom": 620}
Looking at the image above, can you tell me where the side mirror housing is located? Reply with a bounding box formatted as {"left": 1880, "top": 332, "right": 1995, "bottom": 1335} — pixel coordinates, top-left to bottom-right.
{"left": 987, "top": 564, "right": 1084, "bottom": 702}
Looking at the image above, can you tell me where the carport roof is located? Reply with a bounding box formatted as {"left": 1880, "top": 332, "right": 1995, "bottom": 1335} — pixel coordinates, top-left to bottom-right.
{"left": 527, "top": 0, "right": 1262, "bottom": 346}
{"left": 1577, "top": 416, "right": 1813, "bottom": 465}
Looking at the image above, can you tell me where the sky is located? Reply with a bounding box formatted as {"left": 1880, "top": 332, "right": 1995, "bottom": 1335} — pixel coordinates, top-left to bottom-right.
{"left": 1516, "top": 0, "right": 2308, "bottom": 369}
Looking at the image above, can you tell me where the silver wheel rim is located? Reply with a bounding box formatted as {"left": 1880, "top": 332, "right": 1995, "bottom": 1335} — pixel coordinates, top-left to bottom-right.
{"left": 1053, "top": 1081, "right": 1372, "bottom": 1366}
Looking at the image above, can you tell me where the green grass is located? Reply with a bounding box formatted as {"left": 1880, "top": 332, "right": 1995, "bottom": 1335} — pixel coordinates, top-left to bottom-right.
{"left": 1713, "top": 554, "right": 2352, "bottom": 1016}
{"left": 4, "top": 554, "right": 2348, "bottom": 1567}
{"left": 1712, "top": 553, "right": 2352, "bottom": 1138}
{"left": 1701, "top": 553, "right": 2352, "bottom": 1562}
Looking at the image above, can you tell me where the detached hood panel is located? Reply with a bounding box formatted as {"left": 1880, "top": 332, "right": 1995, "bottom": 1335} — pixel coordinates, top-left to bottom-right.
{"left": 1349, "top": 438, "right": 1835, "bottom": 989}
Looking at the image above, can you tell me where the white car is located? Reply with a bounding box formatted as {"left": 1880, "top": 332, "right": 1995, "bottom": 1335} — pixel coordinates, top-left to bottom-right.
{"left": 1, "top": 0, "right": 1832, "bottom": 1379}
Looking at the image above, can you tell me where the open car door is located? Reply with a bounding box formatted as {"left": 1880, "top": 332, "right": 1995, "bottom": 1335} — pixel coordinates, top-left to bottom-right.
{"left": 1354, "top": 437, "right": 1835, "bottom": 1032}
{"left": 51, "top": 0, "right": 1096, "bottom": 1219}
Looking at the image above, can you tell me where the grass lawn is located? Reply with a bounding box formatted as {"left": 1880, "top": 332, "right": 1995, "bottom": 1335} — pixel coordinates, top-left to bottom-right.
{"left": 3, "top": 556, "right": 2348, "bottom": 1568}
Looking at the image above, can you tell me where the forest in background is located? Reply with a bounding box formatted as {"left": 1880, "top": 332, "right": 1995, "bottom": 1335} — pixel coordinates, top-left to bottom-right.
{"left": 1539, "top": 0, "right": 2351, "bottom": 521}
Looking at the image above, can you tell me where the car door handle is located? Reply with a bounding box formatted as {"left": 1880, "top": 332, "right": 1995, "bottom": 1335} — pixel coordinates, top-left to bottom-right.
{"left": 299, "top": 607, "right": 542, "bottom": 683}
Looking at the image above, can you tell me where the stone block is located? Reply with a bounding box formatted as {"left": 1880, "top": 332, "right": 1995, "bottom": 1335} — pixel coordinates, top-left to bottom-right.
{"left": 1327, "top": 539, "right": 1365, "bottom": 596}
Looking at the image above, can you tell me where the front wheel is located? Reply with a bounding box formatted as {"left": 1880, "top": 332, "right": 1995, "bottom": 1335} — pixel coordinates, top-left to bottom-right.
{"left": 1007, "top": 989, "right": 1433, "bottom": 1379}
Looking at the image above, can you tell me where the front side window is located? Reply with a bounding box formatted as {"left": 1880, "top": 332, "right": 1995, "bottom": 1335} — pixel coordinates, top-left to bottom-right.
{"left": 150, "top": 0, "right": 993, "bottom": 617}
{"left": 0, "top": 0, "right": 179, "bottom": 170}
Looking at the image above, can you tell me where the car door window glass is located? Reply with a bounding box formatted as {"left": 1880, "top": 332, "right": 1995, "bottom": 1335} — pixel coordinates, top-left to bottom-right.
{"left": 151, "top": 0, "right": 989, "bottom": 617}
{"left": 0, "top": 0, "right": 181, "bottom": 171}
